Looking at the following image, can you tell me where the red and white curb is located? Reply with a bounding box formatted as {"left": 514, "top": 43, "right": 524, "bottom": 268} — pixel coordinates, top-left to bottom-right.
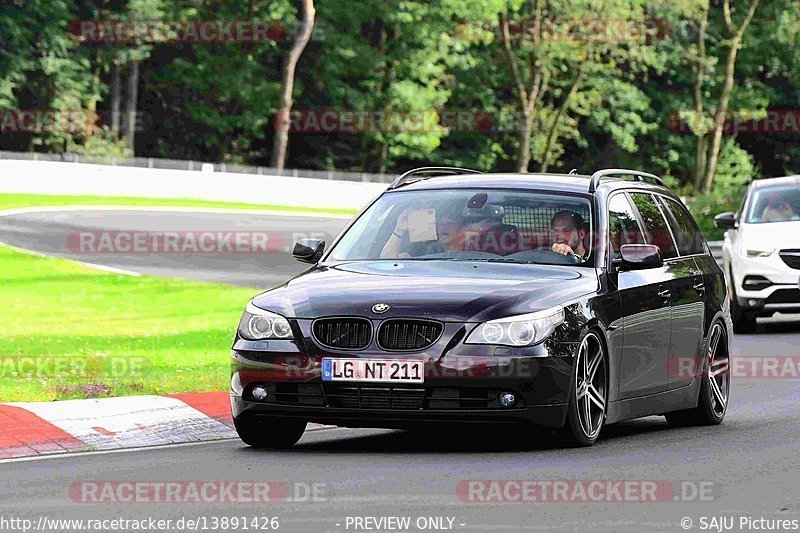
{"left": 0, "top": 392, "right": 330, "bottom": 460}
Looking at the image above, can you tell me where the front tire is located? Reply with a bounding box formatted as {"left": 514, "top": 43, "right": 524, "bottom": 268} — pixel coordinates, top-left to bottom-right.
{"left": 665, "top": 321, "right": 730, "bottom": 427}
{"left": 730, "top": 271, "right": 757, "bottom": 334}
{"left": 563, "top": 330, "right": 608, "bottom": 447}
{"left": 234, "top": 416, "right": 307, "bottom": 449}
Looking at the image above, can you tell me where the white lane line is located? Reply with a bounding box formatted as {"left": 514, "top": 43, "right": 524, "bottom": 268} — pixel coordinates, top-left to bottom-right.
{"left": 0, "top": 240, "right": 142, "bottom": 276}
{"left": 0, "top": 204, "right": 350, "bottom": 275}
{"left": 0, "top": 205, "right": 354, "bottom": 219}
{"left": 0, "top": 240, "right": 50, "bottom": 258}
{"left": 78, "top": 262, "right": 142, "bottom": 276}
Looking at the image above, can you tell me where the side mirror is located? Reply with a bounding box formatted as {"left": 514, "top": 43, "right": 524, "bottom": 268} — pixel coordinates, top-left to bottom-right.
{"left": 616, "top": 244, "right": 663, "bottom": 271}
{"left": 292, "top": 238, "right": 325, "bottom": 264}
{"left": 714, "top": 212, "right": 738, "bottom": 230}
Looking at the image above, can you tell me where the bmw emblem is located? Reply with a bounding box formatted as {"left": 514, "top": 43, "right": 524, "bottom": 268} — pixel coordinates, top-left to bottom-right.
{"left": 372, "top": 303, "right": 390, "bottom": 314}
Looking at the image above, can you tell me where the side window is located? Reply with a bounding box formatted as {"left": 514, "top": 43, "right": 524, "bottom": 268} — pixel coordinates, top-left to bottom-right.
{"left": 629, "top": 192, "right": 678, "bottom": 260}
{"left": 660, "top": 197, "right": 705, "bottom": 256}
{"left": 607, "top": 193, "right": 646, "bottom": 259}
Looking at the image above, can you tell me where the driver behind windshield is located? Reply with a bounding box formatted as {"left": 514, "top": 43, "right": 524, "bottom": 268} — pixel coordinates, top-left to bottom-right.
{"left": 760, "top": 192, "right": 798, "bottom": 222}
{"left": 550, "top": 210, "right": 588, "bottom": 262}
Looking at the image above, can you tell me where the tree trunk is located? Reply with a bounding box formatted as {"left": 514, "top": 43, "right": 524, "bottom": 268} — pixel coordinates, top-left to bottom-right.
{"left": 85, "top": 49, "right": 103, "bottom": 136}
{"left": 377, "top": 140, "right": 388, "bottom": 174}
{"left": 702, "top": 0, "right": 761, "bottom": 192}
{"left": 540, "top": 61, "right": 586, "bottom": 173}
{"left": 694, "top": 134, "right": 707, "bottom": 189}
{"left": 270, "top": 0, "right": 316, "bottom": 170}
{"left": 500, "top": 8, "right": 545, "bottom": 173}
{"left": 124, "top": 60, "right": 140, "bottom": 152}
{"left": 692, "top": 2, "right": 709, "bottom": 189}
{"left": 110, "top": 60, "right": 122, "bottom": 139}
{"left": 701, "top": 41, "right": 738, "bottom": 192}
{"left": 516, "top": 112, "right": 535, "bottom": 173}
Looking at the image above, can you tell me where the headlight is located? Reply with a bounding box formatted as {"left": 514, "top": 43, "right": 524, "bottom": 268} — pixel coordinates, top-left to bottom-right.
{"left": 237, "top": 301, "right": 294, "bottom": 340}
{"left": 745, "top": 249, "right": 774, "bottom": 258}
{"left": 465, "top": 307, "right": 565, "bottom": 347}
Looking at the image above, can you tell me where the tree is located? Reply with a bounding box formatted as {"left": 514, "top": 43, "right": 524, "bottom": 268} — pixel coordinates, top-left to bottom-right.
{"left": 464, "top": 0, "right": 662, "bottom": 173}
{"left": 700, "top": 0, "right": 762, "bottom": 192}
{"left": 0, "top": 0, "right": 95, "bottom": 152}
{"left": 271, "top": 0, "right": 316, "bottom": 170}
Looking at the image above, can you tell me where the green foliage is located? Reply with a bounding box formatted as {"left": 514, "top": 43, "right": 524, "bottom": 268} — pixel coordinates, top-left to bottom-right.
{"left": 0, "top": 244, "right": 254, "bottom": 401}
{"left": 68, "top": 128, "right": 134, "bottom": 158}
{"left": 684, "top": 139, "right": 755, "bottom": 240}
{"left": 1, "top": 0, "right": 798, "bottom": 194}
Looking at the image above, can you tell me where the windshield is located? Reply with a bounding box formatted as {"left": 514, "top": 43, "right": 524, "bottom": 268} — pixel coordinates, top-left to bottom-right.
{"left": 328, "top": 189, "right": 593, "bottom": 266}
{"left": 745, "top": 185, "right": 800, "bottom": 224}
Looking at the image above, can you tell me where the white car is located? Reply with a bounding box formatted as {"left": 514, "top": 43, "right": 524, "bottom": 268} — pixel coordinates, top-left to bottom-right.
{"left": 716, "top": 175, "right": 800, "bottom": 333}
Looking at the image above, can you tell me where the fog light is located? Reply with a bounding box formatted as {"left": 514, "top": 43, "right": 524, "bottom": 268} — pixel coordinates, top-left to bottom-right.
{"left": 251, "top": 386, "right": 268, "bottom": 401}
{"left": 499, "top": 391, "right": 515, "bottom": 408}
{"left": 748, "top": 299, "right": 758, "bottom": 307}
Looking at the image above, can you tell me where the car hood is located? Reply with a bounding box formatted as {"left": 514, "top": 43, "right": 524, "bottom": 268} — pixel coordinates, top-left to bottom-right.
{"left": 740, "top": 221, "right": 800, "bottom": 250}
{"left": 251, "top": 260, "right": 599, "bottom": 322}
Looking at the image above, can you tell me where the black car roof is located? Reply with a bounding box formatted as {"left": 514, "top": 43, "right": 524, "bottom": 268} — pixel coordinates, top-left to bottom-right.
{"left": 388, "top": 172, "right": 676, "bottom": 198}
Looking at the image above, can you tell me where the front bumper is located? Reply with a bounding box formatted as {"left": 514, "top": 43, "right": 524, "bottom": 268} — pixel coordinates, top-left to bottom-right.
{"left": 231, "top": 395, "right": 568, "bottom": 429}
{"left": 730, "top": 252, "right": 800, "bottom": 313}
{"left": 230, "top": 321, "right": 576, "bottom": 429}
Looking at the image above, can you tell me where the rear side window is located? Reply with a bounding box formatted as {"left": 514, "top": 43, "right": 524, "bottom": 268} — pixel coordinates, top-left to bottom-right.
{"left": 660, "top": 197, "right": 705, "bottom": 256}
{"left": 629, "top": 192, "right": 678, "bottom": 260}
{"left": 607, "top": 193, "right": 646, "bottom": 260}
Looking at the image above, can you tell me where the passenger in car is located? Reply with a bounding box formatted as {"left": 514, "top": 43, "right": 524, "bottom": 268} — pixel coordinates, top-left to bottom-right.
{"left": 380, "top": 207, "right": 516, "bottom": 258}
{"left": 380, "top": 209, "right": 465, "bottom": 258}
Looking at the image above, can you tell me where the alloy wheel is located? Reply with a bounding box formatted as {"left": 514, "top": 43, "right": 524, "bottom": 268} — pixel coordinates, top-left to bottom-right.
{"left": 575, "top": 332, "right": 607, "bottom": 439}
{"left": 707, "top": 323, "right": 730, "bottom": 417}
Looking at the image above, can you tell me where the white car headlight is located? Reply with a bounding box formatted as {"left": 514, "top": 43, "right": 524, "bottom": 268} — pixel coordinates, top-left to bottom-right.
{"left": 237, "top": 301, "right": 294, "bottom": 340}
{"left": 465, "top": 307, "right": 565, "bottom": 347}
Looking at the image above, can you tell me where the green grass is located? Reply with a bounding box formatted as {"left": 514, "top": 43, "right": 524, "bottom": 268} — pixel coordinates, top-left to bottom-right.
{"left": 0, "top": 193, "right": 356, "bottom": 402}
{"left": 0, "top": 245, "right": 255, "bottom": 401}
{"left": 0, "top": 193, "right": 358, "bottom": 216}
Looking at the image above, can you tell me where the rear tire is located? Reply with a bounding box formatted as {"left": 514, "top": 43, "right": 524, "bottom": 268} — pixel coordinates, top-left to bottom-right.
{"left": 666, "top": 321, "right": 729, "bottom": 427}
{"left": 234, "top": 416, "right": 307, "bottom": 449}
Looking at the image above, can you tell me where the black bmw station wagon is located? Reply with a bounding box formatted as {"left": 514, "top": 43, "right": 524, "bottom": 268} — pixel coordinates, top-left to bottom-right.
{"left": 230, "top": 168, "right": 731, "bottom": 447}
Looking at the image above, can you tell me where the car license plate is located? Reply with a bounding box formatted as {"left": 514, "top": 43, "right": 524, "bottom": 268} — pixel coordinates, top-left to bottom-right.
{"left": 321, "top": 358, "right": 424, "bottom": 383}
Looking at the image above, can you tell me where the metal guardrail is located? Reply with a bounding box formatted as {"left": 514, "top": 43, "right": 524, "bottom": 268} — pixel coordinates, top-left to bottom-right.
{"left": 0, "top": 148, "right": 732, "bottom": 259}
{"left": 0, "top": 150, "right": 395, "bottom": 184}
{"left": 708, "top": 241, "right": 723, "bottom": 265}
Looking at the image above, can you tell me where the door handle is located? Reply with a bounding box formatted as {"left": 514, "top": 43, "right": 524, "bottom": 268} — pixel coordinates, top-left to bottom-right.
{"left": 693, "top": 281, "right": 705, "bottom": 293}
{"left": 657, "top": 287, "right": 671, "bottom": 300}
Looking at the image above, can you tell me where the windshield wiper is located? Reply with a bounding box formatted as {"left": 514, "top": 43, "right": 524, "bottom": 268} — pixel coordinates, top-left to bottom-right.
{"left": 470, "top": 258, "right": 534, "bottom": 264}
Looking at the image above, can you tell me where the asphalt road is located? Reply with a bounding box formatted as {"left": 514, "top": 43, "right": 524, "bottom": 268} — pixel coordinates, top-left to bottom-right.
{"left": 1, "top": 209, "right": 800, "bottom": 533}
{"left": 0, "top": 208, "right": 350, "bottom": 289}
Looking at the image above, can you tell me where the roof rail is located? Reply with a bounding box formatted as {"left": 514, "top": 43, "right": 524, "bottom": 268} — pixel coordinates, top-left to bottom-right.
{"left": 388, "top": 166, "right": 482, "bottom": 190}
{"left": 588, "top": 168, "right": 667, "bottom": 193}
